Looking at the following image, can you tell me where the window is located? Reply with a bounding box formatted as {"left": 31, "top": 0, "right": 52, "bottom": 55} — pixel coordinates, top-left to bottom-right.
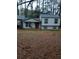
{"left": 26, "top": 22, "right": 31, "bottom": 27}
{"left": 44, "top": 19, "right": 48, "bottom": 24}
{"left": 26, "top": 22, "right": 29, "bottom": 27}
{"left": 54, "top": 19, "right": 58, "bottom": 24}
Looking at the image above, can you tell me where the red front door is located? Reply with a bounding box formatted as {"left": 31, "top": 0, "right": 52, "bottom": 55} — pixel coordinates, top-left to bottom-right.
{"left": 35, "top": 22, "right": 39, "bottom": 29}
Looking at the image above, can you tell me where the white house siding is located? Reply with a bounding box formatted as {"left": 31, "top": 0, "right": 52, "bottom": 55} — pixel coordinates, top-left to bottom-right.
{"left": 23, "top": 22, "right": 36, "bottom": 29}
{"left": 52, "top": 27, "right": 59, "bottom": 29}
{"left": 40, "top": 18, "right": 60, "bottom": 29}
{"left": 23, "top": 22, "right": 26, "bottom": 28}
{"left": 23, "top": 22, "right": 30, "bottom": 29}
{"left": 41, "top": 18, "right": 60, "bottom": 26}
{"left": 31, "top": 23, "right": 35, "bottom": 28}
{"left": 47, "top": 27, "right": 53, "bottom": 29}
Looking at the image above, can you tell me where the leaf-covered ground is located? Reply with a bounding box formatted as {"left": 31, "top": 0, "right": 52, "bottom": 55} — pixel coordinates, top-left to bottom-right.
{"left": 17, "top": 30, "right": 61, "bottom": 59}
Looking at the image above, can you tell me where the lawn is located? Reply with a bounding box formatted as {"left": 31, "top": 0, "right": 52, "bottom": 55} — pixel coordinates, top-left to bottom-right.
{"left": 17, "top": 29, "right": 61, "bottom": 59}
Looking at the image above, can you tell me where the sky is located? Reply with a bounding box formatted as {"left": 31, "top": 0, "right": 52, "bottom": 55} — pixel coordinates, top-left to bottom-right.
{"left": 18, "top": 0, "right": 61, "bottom": 10}
{"left": 18, "top": 0, "right": 37, "bottom": 10}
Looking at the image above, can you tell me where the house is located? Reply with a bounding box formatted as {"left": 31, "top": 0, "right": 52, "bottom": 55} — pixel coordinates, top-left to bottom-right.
{"left": 22, "top": 19, "right": 40, "bottom": 29}
{"left": 40, "top": 14, "right": 60, "bottom": 29}
{"left": 17, "top": 14, "right": 60, "bottom": 30}
{"left": 17, "top": 15, "right": 40, "bottom": 29}
{"left": 17, "top": 15, "right": 27, "bottom": 28}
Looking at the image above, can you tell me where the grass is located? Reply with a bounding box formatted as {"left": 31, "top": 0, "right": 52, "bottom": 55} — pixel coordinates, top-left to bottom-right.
{"left": 17, "top": 28, "right": 61, "bottom": 31}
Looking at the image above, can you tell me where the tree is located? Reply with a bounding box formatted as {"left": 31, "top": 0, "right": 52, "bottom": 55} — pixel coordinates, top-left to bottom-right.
{"left": 17, "top": 2, "right": 19, "bottom": 15}
{"left": 24, "top": 8, "right": 28, "bottom": 17}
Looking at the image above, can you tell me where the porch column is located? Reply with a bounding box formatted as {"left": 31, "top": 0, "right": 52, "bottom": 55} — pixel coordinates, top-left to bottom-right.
{"left": 23, "top": 22, "right": 26, "bottom": 29}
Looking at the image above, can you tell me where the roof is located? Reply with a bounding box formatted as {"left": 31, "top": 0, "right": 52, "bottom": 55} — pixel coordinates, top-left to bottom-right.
{"left": 25, "top": 19, "right": 40, "bottom": 22}
{"left": 17, "top": 15, "right": 27, "bottom": 20}
{"left": 40, "top": 14, "right": 60, "bottom": 18}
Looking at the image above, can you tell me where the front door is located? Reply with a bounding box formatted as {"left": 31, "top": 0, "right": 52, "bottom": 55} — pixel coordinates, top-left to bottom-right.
{"left": 35, "top": 22, "right": 39, "bottom": 29}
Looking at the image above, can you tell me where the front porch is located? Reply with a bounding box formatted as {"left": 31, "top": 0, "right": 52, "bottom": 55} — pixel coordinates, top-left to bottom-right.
{"left": 23, "top": 19, "right": 40, "bottom": 29}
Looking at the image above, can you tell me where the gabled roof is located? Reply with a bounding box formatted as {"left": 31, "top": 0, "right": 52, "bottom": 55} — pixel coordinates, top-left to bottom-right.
{"left": 25, "top": 19, "right": 40, "bottom": 22}
{"left": 17, "top": 15, "right": 27, "bottom": 20}
{"left": 40, "top": 14, "right": 60, "bottom": 18}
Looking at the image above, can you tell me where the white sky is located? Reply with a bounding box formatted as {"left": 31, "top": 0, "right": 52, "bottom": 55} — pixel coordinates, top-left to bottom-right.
{"left": 18, "top": 0, "right": 61, "bottom": 10}
{"left": 22, "top": 0, "right": 37, "bottom": 10}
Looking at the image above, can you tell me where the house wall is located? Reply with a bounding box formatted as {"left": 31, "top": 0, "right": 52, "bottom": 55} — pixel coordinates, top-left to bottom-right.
{"left": 31, "top": 23, "right": 35, "bottom": 28}
{"left": 40, "top": 18, "right": 60, "bottom": 29}
{"left": 41, "top": 18, "right": 60, "bottom": 26}
{"left": 23, "top": 22, "right": 35, "bottom": 29}
{"left": 23, "top": 22, "right": 30, "bottom": 29}
{"left": 41, "top": 26, "right": 59, "bottom": 30}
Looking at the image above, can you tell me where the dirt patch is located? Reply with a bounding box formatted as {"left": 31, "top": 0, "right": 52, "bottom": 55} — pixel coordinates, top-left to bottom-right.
{"left": 17, "top": 30, "right": 61, "bottom": 59}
